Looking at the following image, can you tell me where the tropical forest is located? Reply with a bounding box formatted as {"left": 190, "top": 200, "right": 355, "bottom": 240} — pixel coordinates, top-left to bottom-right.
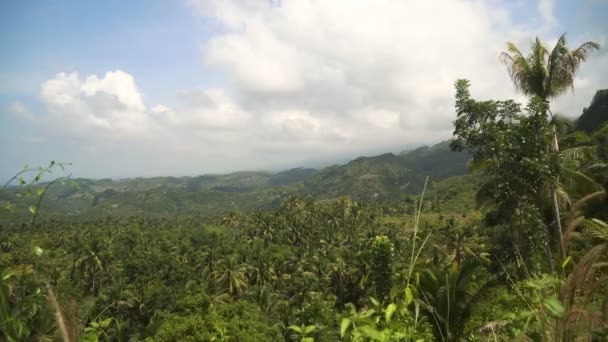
{"left": 1, "top": 2, "right": 608, "bottom": 342}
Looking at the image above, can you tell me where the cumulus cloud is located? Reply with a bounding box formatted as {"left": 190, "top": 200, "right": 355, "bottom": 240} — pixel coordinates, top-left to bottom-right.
{"left": 7, "top": 0, "right": 607, "bottom": 177}
{"left": 192, "top": 0, "right": 606, "bottom": 135}
{"left": 39, "top": 70, "right": 150, "bottom": 133}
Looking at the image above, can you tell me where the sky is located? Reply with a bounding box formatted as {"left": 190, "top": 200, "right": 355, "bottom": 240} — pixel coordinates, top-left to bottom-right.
{"left": 1, "top": 0, "right": 607, "bottom": 180}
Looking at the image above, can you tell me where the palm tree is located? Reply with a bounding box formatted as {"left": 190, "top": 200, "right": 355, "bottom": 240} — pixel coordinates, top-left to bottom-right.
{"left": 72, "top": 249, "right": 105, "bottom": 295}
{"left": 500, "top": 33, "right": 600, "bottom": 259}
{"left": 326, "top": 258, "right": 351, "bottom": 307}
{"left": 419, "top": 258, "right": 486, "bottom": 342}
{"left": 214, "top": 256, "right": 249, "bottom": 296}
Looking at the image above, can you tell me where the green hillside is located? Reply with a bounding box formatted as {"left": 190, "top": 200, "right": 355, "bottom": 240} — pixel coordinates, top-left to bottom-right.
{"left": 301, "top": 141, "right": 469, "bottom": 200}
{"left": 577, "top": 89, "right": 608, "bottom": 133}
{"left": 0, "top": 141, "right": 469, "bottom": 223}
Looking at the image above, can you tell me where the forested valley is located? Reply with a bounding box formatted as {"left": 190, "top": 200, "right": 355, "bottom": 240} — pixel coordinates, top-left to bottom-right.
{"left": 2, "top": 35, "right": 608, "bottom": 342}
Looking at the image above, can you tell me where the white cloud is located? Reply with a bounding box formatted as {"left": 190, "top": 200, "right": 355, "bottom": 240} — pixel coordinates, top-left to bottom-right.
{"left": 6, "top": 0, "right": 607, "bottom": 178}
{"left": 538, "top": 0, "right": 557, "bottom": 28}
{"left": 39, "top": 70, "right": 150, "bottom": 133}
{"left": 174, "top": 88, "right": 251, "bottom": 129}
{"left": 190, "top": 0, "right": 547, "bottom": 141}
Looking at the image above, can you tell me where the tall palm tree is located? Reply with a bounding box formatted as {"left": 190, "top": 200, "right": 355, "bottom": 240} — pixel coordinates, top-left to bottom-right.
{"left": 214, "top": 256, "right": 249, "bottom": 296}
{"left": 500, "top": 34, "right": 600, "bottom": 259}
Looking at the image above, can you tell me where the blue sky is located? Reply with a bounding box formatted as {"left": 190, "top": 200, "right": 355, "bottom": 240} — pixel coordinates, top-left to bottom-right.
{"left": 0, "top": 1, "right": 219, "bottom": 101}
{"left": 1, "top": 0, "right": 607, "bottom": 180}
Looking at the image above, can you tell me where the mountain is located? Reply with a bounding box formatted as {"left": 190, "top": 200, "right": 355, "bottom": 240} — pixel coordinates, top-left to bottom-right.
{"left": 301, "top": 140, "right": 469, "bottom": 200}
{"left": 0, "top": 140, "right": 470, "bottom": 222}
{"left": 576, "top": 89, "right": 608, "bottom": 133}
{"left": 269, "top": 168, "right": 318, "bottom": 186}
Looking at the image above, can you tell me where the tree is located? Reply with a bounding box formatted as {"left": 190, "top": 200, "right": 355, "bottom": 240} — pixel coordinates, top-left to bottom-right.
{"left": 214, "top": 256, "right": 249, "bottom": 296}
{"left": 451, "top": 80, "right": 561, "bottom": 272}
{"left": 500, "top": 34, "right": 600, "bottom": 258}
{"left": 419, "top": 259, "right": 484, "bottom": 342}
{"left": 371, "top": 236, "right": 394, "bottom": 302}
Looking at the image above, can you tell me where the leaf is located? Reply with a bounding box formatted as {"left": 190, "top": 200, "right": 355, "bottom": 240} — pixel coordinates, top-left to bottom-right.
{"left": 360, "top": 326, "right": 384, "bottom": 341}
{"left": 340, "top": 318, "right": 351, "bottom": 338}
{"left": 28, "top": 205, "right": 37, "bottom": 215}
{"left": 33, "top": 246, "right": 43, "bottom": 257}
{"left": 385, "top": 303, "right": 397, "bottom": 322}
{"left": 19, "top": 177, "right": 26, "bottom": 185}
{"left": 36, "top": 188, "right": 45, "bottom": 196}
{"left": 561, "top": 256, "right": 572, "bottom": 269}
{"left": 543, "top": 296, "right": 565, "bottom": 318}
{"left": 81, "top": 328, "right": 99, "bottom": 342}
{"left": 369, "top": 297, "right": 380, "bottom": 308}
{"left": 405, "top": 287, "right": 413, "bottom": 305}
{"left": 288, "top": 325, "right": 303, "bottom": 334}
{"left": 2, "top": 271, "right": 15, "bottom": 281}
{"left": 414, "top": 299, "right": 420, "bottom": 325}
{"left": 303, "top": 325, "right": 317, "bottom": 335}
{"left": 100, "top": 318, "right": 113, "bottom": 328}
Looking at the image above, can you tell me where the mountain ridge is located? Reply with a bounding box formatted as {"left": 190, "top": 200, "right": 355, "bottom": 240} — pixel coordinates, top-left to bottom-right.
{"left": 0, "top": 140, "right": 470, "bottom": 222}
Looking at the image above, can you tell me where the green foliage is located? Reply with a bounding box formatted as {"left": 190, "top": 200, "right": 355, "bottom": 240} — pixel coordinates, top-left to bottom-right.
{"left": 577, "top": 89, "right": 608, "bottom": 133}
{"left": 0, "top": 269, "right": 54, "bottom": 341}
{"left": 151, "top": 300, "right": 283, "bottom": 341}
{"left": 560, "top": 130, "right": 591, "bottom": 149}
{"left": 2, "top": 74, "right": 608, "bottom": 341}
{"left": 371, "top": 236, "right": 394, "bottom": 302}
{"left": 451, "top": 80, "right": 560, "bottom": 209}
{"left": 340, "top": 296, "right": 433, "bottom": 341}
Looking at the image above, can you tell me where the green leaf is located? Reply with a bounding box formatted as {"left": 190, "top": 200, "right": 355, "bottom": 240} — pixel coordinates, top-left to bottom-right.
{"left": 340, "top": 318, "right": 351, "bottom": 338}
{"left": 561, "top": 256, "right": 572, "bottom": 269}
{"left": 36, "top": 188, "right": 45, "bottom": 196}
{"left": 543, "top": 296, "right": 565, "bottom": 318}
{"left": 288, "top": 325, "right": 303, "bottom": 334}
{"left": 385, "top": 303, "right": 397, "bottom": 322}
{"left": 369, "top": 297, "right": 380, "bottom": 308}
{"left": 28, "top": 205, "right": 37, "bottom": 215}
{"left": 405, "top": 287, "right": 413, "bottom": 305}
{"left": 100, "top": 318, "right": 113, "bottom": 328}
{"left": 360, "top": 326, "right": 383, "bottom": 341}
{"left": 2, "top": 271, "right": 16, "bottom": 281}
{"left": 33, "top": 246, "right": 43, "bottom": 257}
{"left": 303, "top": 325, "right": 317, "bottom": 334}
{"left": 81, "top": 328, "right": 99, "bottom": 342}
{"left": 19, "top": 177, "right": 26, "bottom": 185}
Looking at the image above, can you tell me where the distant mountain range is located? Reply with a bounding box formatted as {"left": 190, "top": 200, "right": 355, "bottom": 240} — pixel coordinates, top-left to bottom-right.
{"left": 2, "top": 88, "right": 606, "bottom": 223}
{"left": 0, "top": 140, "right": 470, "bottom": 222}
